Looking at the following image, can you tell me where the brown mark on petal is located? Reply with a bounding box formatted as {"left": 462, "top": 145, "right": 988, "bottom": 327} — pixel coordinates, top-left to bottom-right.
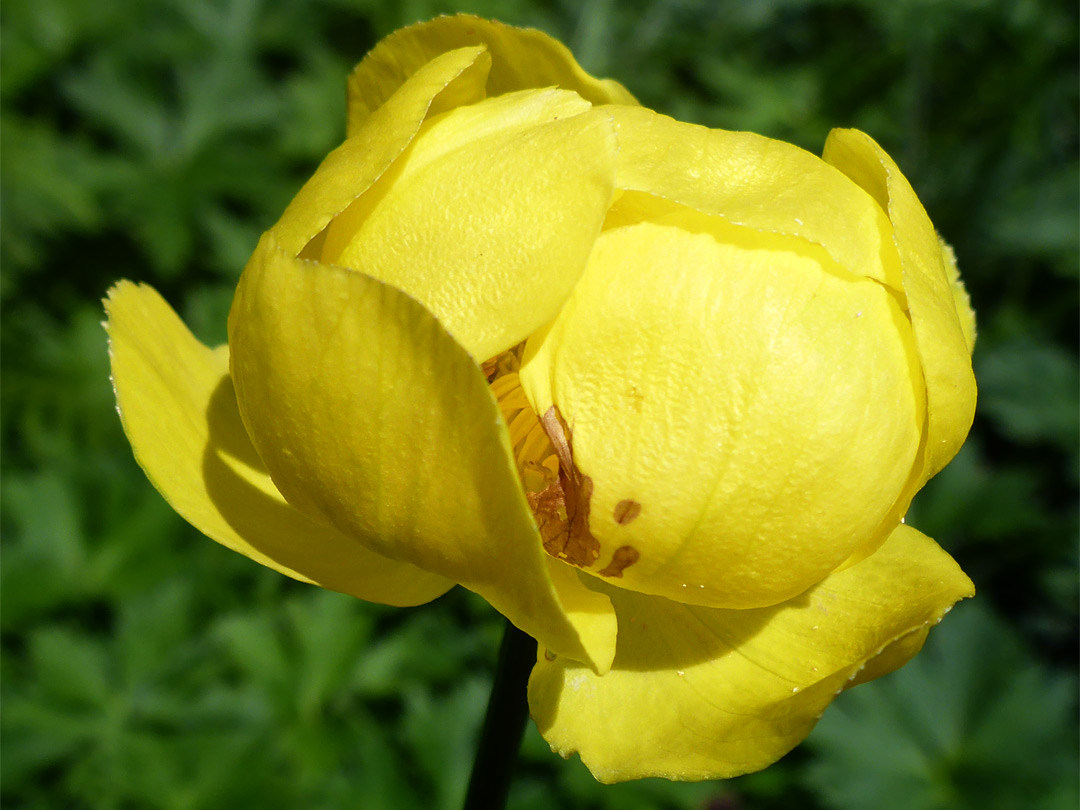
{"left": 525, "top": 407, "right": 600, "bottom": 569}
{"left": 598, "top": 545, "right": 640, "bottom": 578}
{"left": 613, "top": 499, "right": 641, "bottom": 525}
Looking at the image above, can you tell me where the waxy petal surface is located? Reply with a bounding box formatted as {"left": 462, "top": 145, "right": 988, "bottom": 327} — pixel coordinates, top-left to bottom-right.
{"left": 823, "top": 129, "right": 976, "bottom": 483}
{"left": 227, "top": 239, "right": 617, "bottom": 672}
{"left": 105, "top": 281, "right": 454, "bottom": 607}
{"left": 520, "top": 221, "right": 923, "bottom": 608}
{"left": 528, "top": 525, "right": 974, "bottom": 782}
{"left": 346, "top": 14, "right": 636, "bottom": 136}
{"left": 273, "top": 44, "right": 491, "bottom": 256}
{"left": 330, "top": 93, "right": 617, "bottom": 360}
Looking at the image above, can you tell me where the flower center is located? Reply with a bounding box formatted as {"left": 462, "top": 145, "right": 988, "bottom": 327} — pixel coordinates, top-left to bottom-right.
{"left": 484, "top": 345, "right": 560, "bottom": 494}
{"left": 485, "top": 347, "right": 601, "bottom": 569}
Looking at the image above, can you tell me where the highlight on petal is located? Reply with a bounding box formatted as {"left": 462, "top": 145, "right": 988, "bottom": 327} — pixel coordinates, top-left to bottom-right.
{"left": 346, "top": 14, "right": 637, "bottom": 136}
{"left": 519, "top": 219, "right": 924, "bottom": 609}
{"left": 606, "top": 106, "right": 903, "bottom": 292}
{"left": 272, "top": 44, "right": 492, "bottom": 256}
{"left": 104, "top": 281, "right": 454, "bottom": 607}
{"left": 528, "top": 524, "right": 975, "bottom": 783}
{"left": 822, "top": 128, "right": 977, "bottom": 484}
{"left": 327, "top": 93, "right": 618, "bottom": 361}
{"left": 226, "top": 238, "right": 617, "bottom": 672}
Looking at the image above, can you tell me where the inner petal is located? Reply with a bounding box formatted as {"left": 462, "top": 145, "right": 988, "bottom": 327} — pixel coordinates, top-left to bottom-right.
{"left": 517, "top": 221, "right": 924, "bottom": 610}
{"left": 321, "top": 89, "right": 617, "bottom": 361}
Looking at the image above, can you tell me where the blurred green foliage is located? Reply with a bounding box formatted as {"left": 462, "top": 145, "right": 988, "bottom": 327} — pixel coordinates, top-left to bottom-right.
{"left": 2, "top": 0, "right": 1076, "bottom": 808}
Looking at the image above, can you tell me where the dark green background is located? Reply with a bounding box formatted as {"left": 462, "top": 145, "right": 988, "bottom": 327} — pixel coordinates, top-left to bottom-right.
{"left": 2, "top": 1, "right": 1077, "bottom": 808}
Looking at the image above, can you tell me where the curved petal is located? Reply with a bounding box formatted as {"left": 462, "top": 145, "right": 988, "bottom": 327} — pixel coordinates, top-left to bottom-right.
{"left": 607, "top": 106, "right": 903, "bottom": 292}
{"left": 330, "top": 94, "right": 617, "bottom": 361}
{"left": 346, "top": 14, "right": 637, "bottom": 136}
{"left": 227, "top": 238, "right": 617, "bottom": 672}
{"left": 528, "top": 524, "right": 975, "bottom": 783}
{"left": 940, "top": 236, "right": 976, "bottom": 354}
{"left": 545, "top": 559, "right": 618, "bottom": 676}
{"left": 845, "top": 625, "right": 930, "bottom": 689}
{"left": 519, "top": 220, "right": 923, "bottom": 608}
{"left": 271, "top": 44, "right": 492, "bottom": 256}
{"left": 822, "top": 129, "right": 977, "bottom": 483}
{"left": 104, "top": 281, "right": 454, "bottom": 607}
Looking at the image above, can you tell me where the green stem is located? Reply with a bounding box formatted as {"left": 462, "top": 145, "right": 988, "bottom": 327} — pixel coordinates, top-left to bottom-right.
{"left": 463, "top": 618, "right": 535, "bottom": 810}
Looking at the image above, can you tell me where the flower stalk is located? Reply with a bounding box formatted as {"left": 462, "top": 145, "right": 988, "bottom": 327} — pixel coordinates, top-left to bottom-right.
{"left": 464, "top": 618, "right": 536, "bottom": 810}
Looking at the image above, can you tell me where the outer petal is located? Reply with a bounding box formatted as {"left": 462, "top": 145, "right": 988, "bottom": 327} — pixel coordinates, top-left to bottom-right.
{"left": 528, "top": 524, "right": 975, "bottom": 782}
{"left": 346, "top": 14, "right": 637, "bottom": 136}
{"left": 606, "top": 106, "right": 903, "bottom": 292}
{"left": 273, "top": 44, "right": 492, "bottom": 256}
{"left": 519, "top": 221, "right": 923, "bottom": 609}
{"left": 822, "top": 129, "right": 977, "bottom": 483}
{"left": 328, "top": 94, "right": 618, "bottom": 361}
{"left": 227, "top": 238, "right": 617, "bottom": 673}
{"left": 104, "top": 281, "right": 453, "bottom": 607}
{"left": 940, "top": 236, "right": 976, "bottom": 354}
{"left": 545, "top": 559, "right": 618, "bottom": 674}
{"left": 845, "top": 625, "right": 930, "bottom": 689}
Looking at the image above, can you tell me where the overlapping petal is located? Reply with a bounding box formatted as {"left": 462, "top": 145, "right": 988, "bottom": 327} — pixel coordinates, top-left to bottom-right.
{"left": 528, "top": 524, "right": 974, "bottom": 782}
{"left": 105, "top": 281, "right": 454, "bottom": 607}
{"left": 822, "top": 129, "right": 977, "bottom": 483}
{"left": 227, "top": 238, "right": 617, "bottom": 673}
{"left": 273, "top": 44, "right": 491, "bottom": 256}
{"left": 346, "top": 14, "right": 637, "bottom": 136}
{"left": 519, "top": 219, "right": 923, "bottom": 609}
{"left": 327, "top": 92, "right": 618, "bottom": 361}
{"left": 606, "top": 106, "right": 904, "bottom": 292}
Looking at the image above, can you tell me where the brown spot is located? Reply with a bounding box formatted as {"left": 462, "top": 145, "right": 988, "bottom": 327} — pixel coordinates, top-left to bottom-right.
{"left": 525, "top": 407, "right": 600, "bottom": 569}
{"left": 543, "top": 649, "right": 557, "bottom": 662}
{"left": 613, "top": 499, "right": 641, "bottom": 525}
{"left": 598, "top": 545, "right": 640, "bottom": 578}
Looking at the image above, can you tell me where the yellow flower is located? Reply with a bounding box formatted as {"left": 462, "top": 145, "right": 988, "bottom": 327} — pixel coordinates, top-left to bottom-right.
{"left": 106, "top": 15, "right": 977, "bottom": 782}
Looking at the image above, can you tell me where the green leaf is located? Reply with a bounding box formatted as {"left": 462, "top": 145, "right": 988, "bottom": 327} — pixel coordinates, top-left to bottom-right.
{"left": 976, "top": 337, "right": 1080, "bottom": 449}
{"left": 804, "top": 600, "right": 1079, "bottom": 810}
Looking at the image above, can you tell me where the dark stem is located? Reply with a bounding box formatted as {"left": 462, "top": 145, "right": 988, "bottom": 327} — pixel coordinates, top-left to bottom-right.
{"left": 463, "top": 617, "right": 536, "bottom": 810}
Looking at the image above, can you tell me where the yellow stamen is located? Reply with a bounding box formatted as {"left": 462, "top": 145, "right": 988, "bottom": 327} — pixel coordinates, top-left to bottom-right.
{"left": 486, "top": 345, "right": 559, "bottom": 493}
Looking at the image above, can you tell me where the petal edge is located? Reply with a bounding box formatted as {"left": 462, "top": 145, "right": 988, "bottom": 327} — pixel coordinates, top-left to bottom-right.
{"left": 528, "top": 524, "right": 973, "bottom": 782}
{"left": 105, "top": 281, "right": 454, "bottom": 607}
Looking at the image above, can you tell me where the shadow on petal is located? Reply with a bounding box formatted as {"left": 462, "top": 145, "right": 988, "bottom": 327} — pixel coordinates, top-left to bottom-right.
{"left": 201, "top": 374, "right": 454, "bottom": 607}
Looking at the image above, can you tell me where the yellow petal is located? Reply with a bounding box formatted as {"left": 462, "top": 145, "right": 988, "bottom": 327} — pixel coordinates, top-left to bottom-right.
{"left": 528, "top": 524, "right": 974, "bottom": 782}
{"left": 104, "top": 281, "right": 453, "bottom": 607}
{"left": 940, "top": 236, "right": 977, "bottom": 354}
{"left": 822, "top": 129, "right": 976, "bottom": 483}
{"left": 519, "top": 220, "right": 924, "bottom": 608}
{"left": 606, "top": 106, "right": 903, "bottom": 292}
{"left": 545, "top": 559, "right": 618, "bottom": 676}
{"left": 227, "top": 238, "right": 617, "bottom": 672}
{"left": 328, "top": 92, "right": 617, "bottom": 361}
{"left": 346, "top": 14, "right": 637, "bottom": 136}
{"left": 845, "top": 625, "right": 930, "bottom": 689}
{"left": 273, "top": 44, "right": 491, "bottom": 256}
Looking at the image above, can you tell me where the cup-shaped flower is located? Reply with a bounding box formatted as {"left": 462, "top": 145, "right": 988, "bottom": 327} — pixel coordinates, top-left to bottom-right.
{"left": 106, "top": 15, "right": 977, "bottom": 782}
